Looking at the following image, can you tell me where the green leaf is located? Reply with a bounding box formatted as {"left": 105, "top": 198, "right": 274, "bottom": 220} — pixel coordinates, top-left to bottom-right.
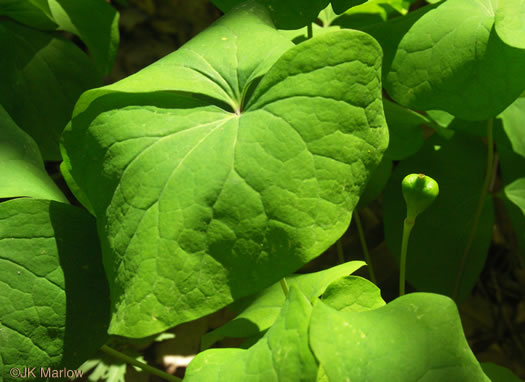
{"left": 0, "top": 0, "right": 57, "bottom": 30}
{"left": 62, "top": 2, "right": 387, "bottom": 338}
{"left": 211, "top": 0, "right": 330, "bottom": 29}
{"left": 495, "top": 0, "right": 525, "bottom": 49}
{"left": 481, "top": 363, "right": 525, "bottom": 382}
{"left": 47, "top": 0, "right": 120, "bottom": 76}
{"left": 504, "top": 178, "right": 525, "bottom": 217}
{"left": 310, "top": 293, "right": 490, "bottom": 381}
{"left": 366, "top": 0, "right": 525, "bottom": 121}
{"left": 331, "top": 0, "right": 367, "bottom": 14}
{"left": 383, "top": 99, "right": 426, "bottom": 160}
{"left": 201, "top": 261, "right": 364, "bottom": 349}
{"left": 0, "top": 19, "right": 100, "bottom": 160}
{"left": 0, "top": 199, "right": 109, "bottom": 372}
{"left": 321, "top": 275, "right": 385, "bottom": 312}
{"left": 383, "top": 133, "right": 493, "bottom": 301}
{"left": 0, "top": 106, "right": 67, "bottom": 202}
{"left": 498, "top": 97, "right": 525, "bottom": 158}
{"left": 185, "top": 286, "right": 317, "bottom": 382}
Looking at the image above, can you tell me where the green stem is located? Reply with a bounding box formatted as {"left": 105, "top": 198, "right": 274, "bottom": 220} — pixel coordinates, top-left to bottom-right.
{"left": 100, "top": 345, "right": 181, "bottom": 382}
{"left": 354, "top": 211, "right": 377, "bottom": 284}
{"left": 336, "top": 238, "right": 345, "bottom": 264}
{"left": 307, "top": 23, "right": 313, "bottom": 39}
{"left": 399, "top": 217, "right": 415, "bottom": 296}
{"left": 280, "top": 277, "right": 289, "bottom": 297}
{"left": 452, "top": 118, "right": 494, "bottom": 301}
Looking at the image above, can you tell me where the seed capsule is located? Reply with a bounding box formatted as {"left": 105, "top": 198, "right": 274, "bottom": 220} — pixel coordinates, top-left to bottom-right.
{"left": 402, "top": 173, "right": 439, "bottom": 221}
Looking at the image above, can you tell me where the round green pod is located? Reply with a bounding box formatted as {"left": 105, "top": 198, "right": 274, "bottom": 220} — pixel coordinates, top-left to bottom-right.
{"left": 402, "top": 173, "right": 439, "bottom": 221}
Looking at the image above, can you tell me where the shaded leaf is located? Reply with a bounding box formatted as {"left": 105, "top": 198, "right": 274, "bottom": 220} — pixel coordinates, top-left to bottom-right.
{"left": 356, "top": 155, "right": 392, "bottom": 208}
{"left": 498, "top": 97, "right": 525, "bottom": 158}
{"left": 383, "top": 99, "right": 426, "bottom": 160}
{"left": 383, "top": 133, "right": 493, "bottom": 301}
{"left": 481, "top": 363, "right": 525, "bottom": 382}
{"left": 0, "top": 106, "right": 67, "bottom": 202}
{"left": 185, "top": 286, "right": 317, "bottom": 382}
{"left": 310, "top": 293, "right": 490, "bottom": 381}
{"left": 0, "top": 199, "right": 109, "bottom": 373}
{"left": 331, "top": 0, "right": 367, "bottom": 15}
{"left": 62, "top": 3, "right": 387, "bottom": 338}
{"left": 366, "top": 0, "right": 525, "bottom": 121}
{"left": 0, "top": 0, "right": 56, "bottom": 30}
{"left": 201, "top": 261, "right": 364, "bottom": 349}
{"left": 0, "top": 19, "right": 100, "bottom": 160}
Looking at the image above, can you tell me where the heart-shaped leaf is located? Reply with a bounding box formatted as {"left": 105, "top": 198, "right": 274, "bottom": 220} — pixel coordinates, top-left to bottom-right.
{"left": 185, "top": 286, "right": 317, "bottom": 382}
{"left": 0, "top": 19, "right": 100, "bottom": 160}
{"left": 201, "top": 261, "right": 364, "bottom": 349}
{"left": 365, "top": 0, "right": 525, "bottom": 121}
{"left": 62, "top": 2, "right": 387, "bottom": 337}
{"left": 310, "top": 293, "right": 490, "bottom": 381}
{"left": 0, "top": 106, "right": 67, "bottom": 202}
{"left": 321, "top": 275, "right": 385, "bottom": 312}
{"left": 0, "top": 199, "right": 109, "bottom": 373}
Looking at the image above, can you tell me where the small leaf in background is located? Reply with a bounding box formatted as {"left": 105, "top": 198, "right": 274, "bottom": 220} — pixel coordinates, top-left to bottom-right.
{"left": 382, "top": 99, "right": 426, "bottom": 160}
{"left": 426, "top": 109, "right": 455, "bottom": 129}
{"left": 505, "top": 178, "right": 525, "bottom": 217}
{"left": 321, "top": 275, "right": 386, "bottom": 312}
{"left": 498, "top": 97, "right": 525, "bottom": 158}
{"left": 481, "top": 362, "right": 525, "bottom": 382}
{"left": 494, "top": 0, "right": 525, "bottom": 50}
{"left": 310, "top": 293, "right": 490, "bottom": 381}
{"left": 0, "top": 0, "right": 57, "bottom": 30}
{"left": 47, "top": 0, "right": 120, "bottom": 76}
{"left": 331, "top": 0, "right": 367, "bottom": 14}
{"left": 366, "top": 0, "right": 525, "bottom": 121}
{"left": 0, "top": 199, "right": 109, "bottom": 372}
{"left": 0, "top": 106, "right": 67, "bottom": 202}
{"left": 0, "top": 19, "right": 101, "bottom": 160}
{"left": 201, "top": 261, "right": 364, "bottom": 349}
{"left": 62, "top": 2, "right": 387, "bottom": 338}
{"left": 211, "top": 0, "right": 330, "bottom": 29}
{"left": 185, "top": 286, "right": 318, "bottom": 382}
{"left": 383, "top": 133, "right": 493, "bottom": 301}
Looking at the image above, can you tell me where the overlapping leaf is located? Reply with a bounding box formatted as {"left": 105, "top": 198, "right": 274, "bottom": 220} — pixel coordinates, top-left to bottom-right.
{"left": 310, "top": 293, "right": 490, "bottom": 381}
{"left": 201, "top": 261, "right": 364, "bottom": 349}
{"left": 0, "top": 19, "right": 100, "bottom": 160}
{"left": 0, "top": 106, "right": 67, "bottom": 202}
{"left": 495, "top": 0, "right": 525, "bottom": 49}
{"left": 185, "top": 286, "right": 318, "bottom": 382}
{"left": 0, "top": 0, "right": 119, "bottom": 75}
{"left": 383, "top": 133, "right": 493, "bottom": 301}
{"left": 365, "top": 0, "right": 525, "bottom": 121}
{"left": 62, "top": 2, "right": 387, "bottom": 337}
{"left": 498, "top": 97, "right": 525, "bottom": 158}
{"left": 321, "top": 275, "right": 385, "bottom": 311}
{"left": 0, "top": 199, "right": 109, "bottom": 374}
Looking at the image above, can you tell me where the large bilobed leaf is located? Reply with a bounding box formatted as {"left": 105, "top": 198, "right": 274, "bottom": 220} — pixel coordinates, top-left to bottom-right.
{"left": 383, "top": 133, "right": 493, "bottom": 301}
{"left": 211, "top": 0, "right": 330, "bottom": 29}
{"left": 201, "top": 261, "right": 364, "bottom": 349}
{"left": 498, "top": 97, "right": 525, "bottom": 158}
{"left": 0, "top": 0, "right": 56, "bottom": 30}
{"left": 0, "top": 106, "right": 67, "bottom": 202}
{"left": 0, "top": 19, "right": 100, "bottom": 160}
{"left": 185, "top": 286, "right": 317, "bottom": 382}
{"left": 310, "top": 293, "right": 490, "bottom": 381}
{"left": 62, "top": 3, "right": 387, "bottom": 338}
{"left": 0, "top": 199, "right": 109, "bottom": 373}
{"left": 47, "top": 0, "right": 119, "bottom": 76}
{"left": 365, "top": 0, "right": 525, "bottom": 121}
{"left": 495, "top": 0, "right": 525, "bottom": 49}
{"left": 505, "top": 178, "right": 525, "bottom": 217}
